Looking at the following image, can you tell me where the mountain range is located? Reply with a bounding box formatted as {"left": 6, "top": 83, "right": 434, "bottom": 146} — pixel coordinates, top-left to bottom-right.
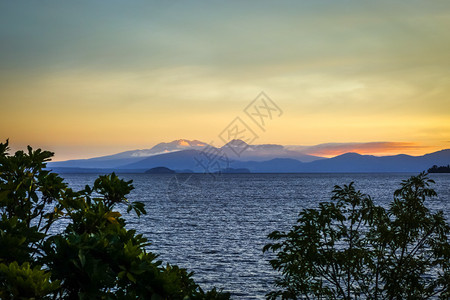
{"left": 47, "top": 139, "right": 450, "bottom": 173}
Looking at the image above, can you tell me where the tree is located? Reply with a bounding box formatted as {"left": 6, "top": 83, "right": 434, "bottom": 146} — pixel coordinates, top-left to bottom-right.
{"left": 264, "top": 173, "right": 450, "bottom": 299}
{"left": 428, "top": 165, "right": 450, "bottom": 173}
{"left": 0, "top": 140, "right": 229, "bottom": 299}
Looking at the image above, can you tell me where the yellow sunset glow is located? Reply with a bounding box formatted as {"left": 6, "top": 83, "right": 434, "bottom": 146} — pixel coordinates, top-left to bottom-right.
{"left": 1, "top": 1, "right": 449, "bottom": 160}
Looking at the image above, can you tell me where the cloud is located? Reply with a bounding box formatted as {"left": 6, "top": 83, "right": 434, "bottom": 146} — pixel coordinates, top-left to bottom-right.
{"left": 1, "top": 0, "right": 449, "bottom": 75}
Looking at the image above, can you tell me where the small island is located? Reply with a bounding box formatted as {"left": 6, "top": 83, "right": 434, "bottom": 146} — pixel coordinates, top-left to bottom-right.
{"left": 145, "top": 166, "right": 176, "bottom": 174}
{"left": 428, "top": 165, "right": 450, "bottom": 173}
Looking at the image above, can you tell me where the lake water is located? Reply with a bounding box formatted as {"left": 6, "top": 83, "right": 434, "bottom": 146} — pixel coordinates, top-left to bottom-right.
{"left": 61, "top": 173, "right": 450, "bottom": 299}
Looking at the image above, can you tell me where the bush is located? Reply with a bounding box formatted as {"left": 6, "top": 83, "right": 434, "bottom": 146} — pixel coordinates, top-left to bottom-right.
{"left": 0, "top": 140, "right": 229, "bottom": 299}
{"left": 264, "top": 173, "right": 450, "bottom": 299}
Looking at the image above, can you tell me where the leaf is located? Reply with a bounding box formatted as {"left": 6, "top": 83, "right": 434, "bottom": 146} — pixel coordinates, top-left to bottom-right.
{"left": 78, "top": 251, "right": 86, "bottom": 267}
{"left": 127, "top": 201, "right": 147, "bottom": 217}
{"left": 126, "top": 272, "right": 136, "bottom": 283}
{"left": 104, "top": 211, "right": 122, "bottom": 224}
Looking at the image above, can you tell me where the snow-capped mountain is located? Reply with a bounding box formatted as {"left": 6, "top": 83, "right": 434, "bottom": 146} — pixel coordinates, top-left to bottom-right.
{"left": 46, "top": 139, "right": 450, "bottom": 173}
{"left": 46, "top": 139, "right": 210, "bottom": 169}
{"left": 149, "top": 139, "right": 209, "bottom": 155}
{"left": 220, "top": 139, "right": 322, "bottom": 162}
{"left": 47, "top": 138, "right": 321, "bottom": 169}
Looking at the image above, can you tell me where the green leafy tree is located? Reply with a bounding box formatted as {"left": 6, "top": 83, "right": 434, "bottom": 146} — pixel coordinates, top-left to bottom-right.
{"left": 0, "top": 140, "right": 229, "bottom": 299}
{"left": 264, "top": 173, "right": 450, "bottom": 299}
{"left": 0, "top": 261, "right": 60, "bottom": 300}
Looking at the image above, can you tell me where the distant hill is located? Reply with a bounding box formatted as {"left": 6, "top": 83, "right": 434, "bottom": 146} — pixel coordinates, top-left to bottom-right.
{"left": 230, "top": 150, "right": 450, "bottom": 173}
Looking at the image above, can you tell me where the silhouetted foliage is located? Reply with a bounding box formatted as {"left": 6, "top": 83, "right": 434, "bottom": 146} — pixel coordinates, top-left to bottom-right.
{"left": 264, "top": 172, "right": 450, "bottom": 299}
{"left": 0, "top": 140, "right": 229, "bottom": 299}
{"left": 428, "top": 165, "right": 450, "bottom": 173}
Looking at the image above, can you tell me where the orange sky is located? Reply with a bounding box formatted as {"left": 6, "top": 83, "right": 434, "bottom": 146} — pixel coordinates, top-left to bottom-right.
{"left": 1, "top": 1, "right": 449, "bottom": 161}
{"left": 289, "top": 142, "right": 434, "bottom": 158}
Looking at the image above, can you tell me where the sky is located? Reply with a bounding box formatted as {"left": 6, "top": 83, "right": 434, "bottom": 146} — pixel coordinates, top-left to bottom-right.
{"left": 1, "top": 1, "right": 449, "bottom": 161}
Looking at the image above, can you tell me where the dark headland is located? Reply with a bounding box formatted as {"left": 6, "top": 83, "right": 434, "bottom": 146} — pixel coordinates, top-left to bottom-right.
{"left": 428, "top": 165, "right": 450, "bottom": 173}
{"left": 145, "top": 166, "right": 176, "bottom": 174}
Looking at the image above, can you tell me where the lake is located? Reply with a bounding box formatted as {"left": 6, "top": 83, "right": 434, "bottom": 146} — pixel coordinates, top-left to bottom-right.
{"left": 61, "top": 173, "right": 450, "bottom": 299}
